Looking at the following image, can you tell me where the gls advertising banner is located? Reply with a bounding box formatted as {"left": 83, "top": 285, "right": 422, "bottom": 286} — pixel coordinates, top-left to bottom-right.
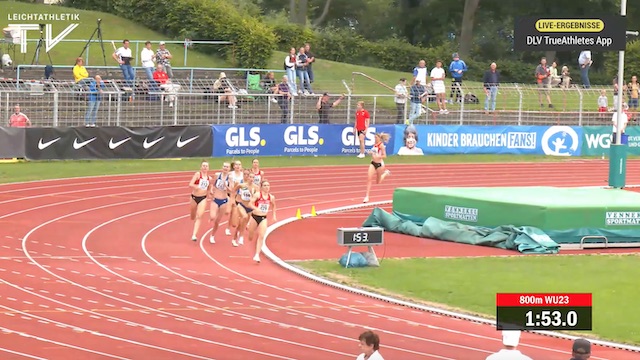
{"left": 393, "top": 125, "right": 583, "bottom": 156}
{"left": 211, "top": 125, "right": 396, "bottom": 157}
{"left": 582, "top": 126, "right": 640, "bottom": 156}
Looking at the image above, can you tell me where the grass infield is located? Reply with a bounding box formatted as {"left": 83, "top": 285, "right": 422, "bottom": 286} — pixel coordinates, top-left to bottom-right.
{"left": 0, "top": 154, "right": 584, "bottom": 184}
{"left": 295, "top": 255, "right": 640, "bottom": 345}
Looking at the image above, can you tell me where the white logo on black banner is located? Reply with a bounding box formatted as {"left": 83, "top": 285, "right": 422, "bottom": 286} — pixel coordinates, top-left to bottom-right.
{"left": 73, "top": 137, "right": 96, "bottom": 150}
{"left": 177, "top": 135, "right": 199, "bottom": 148}
{"left": 37, "top": 137, "right": 60, "bottom": 150}
{"left": 108, "top": 137, "right": 131, "bottom": 150}
{"left": 143, "top": 136, "right": 164, "bottom": 149}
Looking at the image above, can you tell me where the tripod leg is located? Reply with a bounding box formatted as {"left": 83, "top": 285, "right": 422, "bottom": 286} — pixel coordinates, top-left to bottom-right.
{"left": 78, "top": 27, "right": 99, "bottom": 59}
{"left": 97, "top": 27, "right": 107, "bottom": 67}
{"left": 31, "top": 39, "right": 42, "bottom": 65}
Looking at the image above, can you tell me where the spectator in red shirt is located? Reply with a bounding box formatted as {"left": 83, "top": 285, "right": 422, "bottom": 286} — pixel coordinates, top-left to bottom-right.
{"left": 354, "top": 101, "right": 370, "bottom": 158}
{"left": 153, "top": 64, "right": 180, "bottom": 107}
{"left": 9, "top": 105, "right": 31, "bottom": 127}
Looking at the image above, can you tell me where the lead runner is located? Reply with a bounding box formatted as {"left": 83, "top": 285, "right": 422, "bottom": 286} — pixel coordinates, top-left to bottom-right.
{"left": 363, "top": 132, "right": 391, "bottom": 203}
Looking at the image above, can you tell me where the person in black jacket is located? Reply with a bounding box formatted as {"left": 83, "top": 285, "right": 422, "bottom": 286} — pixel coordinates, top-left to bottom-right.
{"left": 483, "top": 62, "right": 500, "bottom": 114}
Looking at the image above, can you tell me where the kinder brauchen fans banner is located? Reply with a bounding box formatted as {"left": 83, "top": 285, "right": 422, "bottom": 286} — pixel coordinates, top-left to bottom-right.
{"left": 581, "top": 126, "right": 640, "bottom": 156}
{"left": 211, "top": 124, "right": 396, "bottom": 157}
{"left": 392, "top": 125, "right": 584, "bottom": 156}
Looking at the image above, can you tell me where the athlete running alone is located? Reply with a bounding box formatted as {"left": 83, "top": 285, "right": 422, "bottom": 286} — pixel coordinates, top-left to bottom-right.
{"left": 363, "top": 133, "right": 391, "bottom": 203}
{"left": 247, "top": 180, "right": 277, "bottom": 263}
{"left": 230, "top": 169, "right": 259, "bottom": 247}
{"left": 188, "top": 161, "right": 212, "bottom": 242}
{"left": 209, "top": 162, "right": 232, "bottom": 244}
{"left": 251, "top": 158, "right": 265, "bottom": 186}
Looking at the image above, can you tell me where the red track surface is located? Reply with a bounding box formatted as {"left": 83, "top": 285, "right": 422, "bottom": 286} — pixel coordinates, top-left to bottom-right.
{"left": 1, "top": 160, "right": 640, "bottom": 359}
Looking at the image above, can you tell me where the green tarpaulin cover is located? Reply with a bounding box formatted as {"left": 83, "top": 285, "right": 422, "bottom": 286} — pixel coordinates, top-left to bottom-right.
{"left": 362, "top": 208, "right": 560, "bottom": 254}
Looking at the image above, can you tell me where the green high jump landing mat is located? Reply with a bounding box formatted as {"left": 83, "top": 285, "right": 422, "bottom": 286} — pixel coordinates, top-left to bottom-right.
{"left": 392, "top": 187, "right": 640, "bottom": 249}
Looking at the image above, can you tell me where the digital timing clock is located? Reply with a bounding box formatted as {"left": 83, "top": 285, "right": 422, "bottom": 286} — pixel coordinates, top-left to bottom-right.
{"left": 496, "top": 293, "right": 592, "bottom": 331}
{"left": 336, "top": 227, "right": 384, "bottom": 246}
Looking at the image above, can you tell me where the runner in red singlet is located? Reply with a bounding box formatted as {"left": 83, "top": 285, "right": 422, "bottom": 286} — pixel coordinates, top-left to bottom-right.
{"left": 188, "top": 161, "right": 212, "bottom": 241}
{"left": 251, "top": 158, "right": 265, "bottom": 186}
{"left": 247, "top": 180, "right": 277, "bottom": 263}
{"left": 354, "top": 101, "right": 370, "bottom": 158}
{"left": 363, "top": 133, "right": 391, "bottom": 203}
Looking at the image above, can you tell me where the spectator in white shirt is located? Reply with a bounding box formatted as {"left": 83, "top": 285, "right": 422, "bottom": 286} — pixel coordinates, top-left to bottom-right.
{"left": 612, "top": 102, "right": 629, "bottom": 144}
{"left": 485, "top": 330, "right": 533, "bottom": 360}
{"left": 356, "top": 330, "right": 384, "bottom": 360}
{"left": 430, "top": 60, "right": 448, "bottom": 114}
{"left": 112, "top": 39, "right": 135, "bottom": 88}
{"left": 412, "top": 59, "right": 428, "bottom": 85}
{"left": 394, "top": 78, "right": 408, "bottom": 124}
{"left": 141, "top": 41, "right": 156, "bottom": 81}
{"left": 578, "top": 50, "right": 593, "bottom": 88}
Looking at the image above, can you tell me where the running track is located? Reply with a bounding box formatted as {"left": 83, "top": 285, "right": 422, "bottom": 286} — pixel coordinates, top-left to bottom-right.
{"left": 1, "top": 160, "right": 640, "bottom": 359}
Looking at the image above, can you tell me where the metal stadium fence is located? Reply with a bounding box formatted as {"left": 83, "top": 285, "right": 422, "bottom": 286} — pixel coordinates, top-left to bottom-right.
{"left": 0, "top": 73, "right": 627, "bottom": 127}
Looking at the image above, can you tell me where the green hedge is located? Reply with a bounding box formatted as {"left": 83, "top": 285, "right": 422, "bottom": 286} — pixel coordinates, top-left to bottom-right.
{"left": 64, "top": 0, "right": 275, "bottom": 69}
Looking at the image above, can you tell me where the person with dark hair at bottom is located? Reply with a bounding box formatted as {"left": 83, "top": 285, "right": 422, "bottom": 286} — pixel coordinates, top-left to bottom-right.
{"left": 570, "top": 338, "right": 591, "bottom": 360}
{"left": 356, "top": 330, "right": 384, "bottom": 360}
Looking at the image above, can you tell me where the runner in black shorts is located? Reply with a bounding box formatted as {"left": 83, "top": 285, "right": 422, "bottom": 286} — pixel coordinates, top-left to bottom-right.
{"left": 188, "top": 161, "right": 212, "bottom": 242}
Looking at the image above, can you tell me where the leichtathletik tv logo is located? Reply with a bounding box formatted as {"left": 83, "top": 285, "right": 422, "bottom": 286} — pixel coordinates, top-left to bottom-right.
{"left": 5, "top": 11, "right": 80, "bottom": 53}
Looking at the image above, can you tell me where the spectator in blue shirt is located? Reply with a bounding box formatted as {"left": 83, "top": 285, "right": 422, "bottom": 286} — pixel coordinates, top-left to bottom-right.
{"left": 85, "top": 75, "right": 105, "bottom": 127}
{"left": 448, "top": 53, "right": 467, "bottom": 104}
{"left": 407, "top": 79, "right": 427, "bottom": 124}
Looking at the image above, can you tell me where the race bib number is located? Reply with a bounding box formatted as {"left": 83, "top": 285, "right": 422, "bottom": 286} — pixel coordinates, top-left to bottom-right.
{"left": 215, "top": 178, "right": 226, "bottom": 190}
{"left": 198, "top": 179, "right": 209, "bottom": 190}
{"left": 241, "top": 189, "right": 252, "bottom": 201}
{"left": 253, "top": 176, "right": 261, "bottom": 186}
{"left": 259, "top": 203, "right": 269, "bottom": 213}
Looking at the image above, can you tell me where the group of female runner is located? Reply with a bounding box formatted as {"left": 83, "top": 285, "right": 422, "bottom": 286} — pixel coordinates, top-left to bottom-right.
{"left": 187, "top": 129, "right": 391, "bottom": 263}
{"left": 188, "top": 158, "right": 276, "bottom": 263}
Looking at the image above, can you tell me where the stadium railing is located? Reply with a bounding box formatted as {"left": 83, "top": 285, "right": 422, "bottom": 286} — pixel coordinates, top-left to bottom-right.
{"left": 0, "top": 76, "right": 622, "bottom": 127}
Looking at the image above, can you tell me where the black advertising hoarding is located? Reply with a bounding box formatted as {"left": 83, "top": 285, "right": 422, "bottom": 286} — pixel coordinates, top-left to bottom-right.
{"left": 0, "top": 127, "right": 26, "bottom": 158}
{"left": 24, "top": 126, "right": 213, "bottom": 160}
{"left": 514, "top": 16, "right": 627, "bottom": 51}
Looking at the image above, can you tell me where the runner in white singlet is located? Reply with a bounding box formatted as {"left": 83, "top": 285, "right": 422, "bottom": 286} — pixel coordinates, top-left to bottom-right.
{"left": 247, "top": 180, "right": 277, "bottom": 263}
{"left": 188, "top": 161, "right": 212, "bottom": 242}
{"left": 225, "top": 160, "right": 244, "bottom": 236}
{"left": 208, "top": 162, "right": 232, "bottom": 244}
{"left": 230, "top": 169, "right": 259, "bottom": 247}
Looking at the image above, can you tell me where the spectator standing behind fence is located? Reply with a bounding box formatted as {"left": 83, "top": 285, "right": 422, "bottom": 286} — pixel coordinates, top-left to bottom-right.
{"left": 296, "top": 47, "right": 313, "bottom": 95}
{"left": 9, "top": 105, "right": 31, "bottom": 127}
{"left": 561, "top": 66, "right": 572, "bottom": 88}
{"left": 598, "top": 90, "right": 608, "bottom": 119}
{"left": 141, "top": 41, "right": 156, "bottom": 81}
{"left": 411, "top": 60, "right": 428, "bottom": 85}
{"left": 407, "top": 80, "right": 427, "bottom": 124}
{"left": 394, "top": 78, "right": 408, "bottom": 124}
{"left": 275, "top": 75, "right": 291, "bottom": 123}
{"left": 85, "top": 75, "right": 105, "bottom": 127}
{"left": 284, "top": 48, "right": 298, "bottom": 95}
{"left": 112, "top": 39, "right": 135, "bottom": 89}
{"left": 73, "top": 57, "right": 91, "bottom": 87}
{"left": 628, "top": 75, "right": 639, "bottom": 110}
{"left": 304, "top": 43, "right": 315, "bottom": 83}
{"left": 483, "top": 62, "right": 500, "bottom": 114}
{"left": 550, "top": 61, "right": 561, "bottom": 87}
{"left": 317, "top": 92, "right": 345, "bottom": 124}
{"left": 535, "top": 57, "right": 554, "bottom": 109}
{"left": 448, "top": 53, "right": 467, "bottom": 104}
{"left": 430, "top": 60, "right": 449, "bottom": 114}
{"left": 155, "top": 41, "right": 173, "bottom": 78}
{"left": 578, "top": 50, "right": 592, "bottom": 88}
